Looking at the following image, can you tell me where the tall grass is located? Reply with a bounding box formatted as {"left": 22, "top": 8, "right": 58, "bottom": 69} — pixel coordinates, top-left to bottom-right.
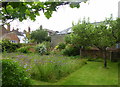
{"left": 2, "top": 53, "right": 87, "bottom": 82}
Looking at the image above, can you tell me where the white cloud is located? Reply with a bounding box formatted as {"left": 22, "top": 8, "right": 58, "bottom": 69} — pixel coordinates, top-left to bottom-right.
{"left": 10, "top": 0, "right": 120, "bottom": 32}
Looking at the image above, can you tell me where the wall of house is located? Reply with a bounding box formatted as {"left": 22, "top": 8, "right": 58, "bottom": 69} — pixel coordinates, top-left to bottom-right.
{"left": 51, "top": 34, "right": 66, "bottom": 48}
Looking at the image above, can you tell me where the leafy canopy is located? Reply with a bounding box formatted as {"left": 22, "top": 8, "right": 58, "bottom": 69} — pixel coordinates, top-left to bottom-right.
{"left": 65, "top": 17, "right": 120, "bottom": 50}
{"left": 30, "top": 28, "right": 51, "bottom": 43}
{"left": 1, "top": 1, "right": 85, "bottom": 24}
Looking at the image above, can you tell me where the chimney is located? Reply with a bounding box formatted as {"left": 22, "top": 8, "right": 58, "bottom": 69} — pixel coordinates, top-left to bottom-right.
{"left": 7, "top": 23, "right": 10, "bottom": 31}
{"left": 28, "top": 27, "right": 30, "bottom": 33}
{"left": 40, "top": 25, "right": 42, "bottom": 30}
{"left": 17, "top": 28, "right": 19, "bottom": 31}
{"left": 12, "top": 27, "right": 14, "bottom": 31}
{"left": 118, "top": 1, "right": 120, "bottom": 18}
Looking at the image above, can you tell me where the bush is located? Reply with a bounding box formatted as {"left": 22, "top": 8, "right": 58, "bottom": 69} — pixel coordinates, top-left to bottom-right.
{"left": 2, "top": 40, "right": 22, "bottom": 53}
{"left": 62, "top": 44, "right": 80, "bottom": 56}
{"left": 35, "top": 44, "right": 47, "bottom": 55}
{"left": 1, "top": 59, "right": 30, "bottom": 86}
{"left": 17, "top": 46, "right": 31, "bottom": 53}
{"left": 41, "top": 41, "right": 51, "bottom": 51}
{"left": 56, "top": 43, "right": 66, "bottom": 50}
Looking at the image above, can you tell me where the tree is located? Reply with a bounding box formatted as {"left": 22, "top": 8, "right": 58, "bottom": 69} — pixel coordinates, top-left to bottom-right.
{"left": 105, "top": 17, "right": 120, "bottom": 44}
{"left": 65, "top": 19, "right": 94, "bottom": 56}
{"left": 30, "top": 27, "right": 51, "bottom": 43}
{"left": 1, "top": 1, "right": 85, "bottom": 24}
{"left": 66, "top": 17, "right": 119, "bottom": 68}
{"left": 92, "top": 22, "right": 116, "bottom": 68}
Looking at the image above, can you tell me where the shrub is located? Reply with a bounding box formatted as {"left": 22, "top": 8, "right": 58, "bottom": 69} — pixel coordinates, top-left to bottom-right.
{"left": 17, "top": 46, "right": 31, "bottom": 53}
{"left": 62, "top": 44, "right": 80, "bottom": 56}
{"left": 56, "top": 43, "right": 66, "bottom": 50}
{"left": 41, "top": 41, "right": 51, "bottom": 55}
{"left": 35, "top": 44, "right": 47, "bottom": 55}
{"left": 2, "top": 40, "right": 22, "bottom": 53}
{"left": 41, "top": 41, "right": 51, "bottom": 50}
{"left": 1, "top": 59, "right": 30, "bottom": 86}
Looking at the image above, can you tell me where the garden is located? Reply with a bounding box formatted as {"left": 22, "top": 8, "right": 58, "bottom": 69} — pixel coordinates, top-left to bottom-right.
{"left": 0, "top": 39, "right": 88, "bottom": 86}
{"left": 0, "top": 31, "right": 119, "bottom": 86}
{"left": 1, "top": 1, "right": 120, "bottom": 86}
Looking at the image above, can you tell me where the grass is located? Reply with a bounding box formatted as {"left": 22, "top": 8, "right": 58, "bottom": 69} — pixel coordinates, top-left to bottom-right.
{"left": 2, "top": 53, "right": 87, "bottom": 82}
{"left": 1, "top": 53, "right": 118, "bottom": 85}
{"left": 31, "top": 61, "right": 118, "bottom": 85}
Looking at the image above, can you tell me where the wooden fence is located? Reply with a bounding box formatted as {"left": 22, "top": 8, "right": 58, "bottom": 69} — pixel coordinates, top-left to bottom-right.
{"left": 81, "top": 49, "right": 120, "bottom": 61}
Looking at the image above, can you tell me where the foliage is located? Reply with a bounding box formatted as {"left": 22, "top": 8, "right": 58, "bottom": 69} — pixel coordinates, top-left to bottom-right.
{"left": 66, "top": 17, "right": 120, "bottom": 67}
{"left": 62, "top": 44, "right": 80, "bottom": 56}
{"left": 17, "top": 46, "right": 31, "bottom": 53}
{"left": 1, "top": 1, "right": 85, "bottom": 24}
{"left": 1, "top": 59, "right": 30, "bottom": 86}
{"left": 30, "top": 28, "right": 51, "bottom": 43}
{"left": 41, "top": 41, "right": 51, "bottom": 51}
{"left": 68, "top": 19, "right": 94, "bottom": 48}
{"left": 35, "top": 44, "right": 47, "bottom": 55}
{"left": 56, "top": 43, "right": 66, "bottom": 50}
{"left": 2, "top": 53, "right": 87, "bottom": 83}
{"left": 64, "top": 35, "right": 72, "bottom": 44}
{"left": 92, "top": 22, "right": 116, "bottom": 50}
{"left": 2, "top": 40, "right": 22, "bottom": 53}
{"left": 30, "top": 55, "right": 87, "bottom": 82}
{"left": 105, "top": 17, "right": 120, "bottom": 44}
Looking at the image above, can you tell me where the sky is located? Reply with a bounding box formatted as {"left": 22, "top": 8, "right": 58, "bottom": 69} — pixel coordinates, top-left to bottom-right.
{"left": 9, "top": 0, "right": 120, "bottom": 32}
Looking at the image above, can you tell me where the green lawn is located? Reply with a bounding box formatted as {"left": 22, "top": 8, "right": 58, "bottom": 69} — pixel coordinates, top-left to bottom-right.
{"left": 1, "top": 53, "right": 118, "bottom": 85}
{"left": 31, "top": 61, "right": 118, "bottom": 85}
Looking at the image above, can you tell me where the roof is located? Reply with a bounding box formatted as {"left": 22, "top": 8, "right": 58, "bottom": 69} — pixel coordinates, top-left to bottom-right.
{"left": 57, "top": 22, "right": 103, "bottom": 35}
{"left": 12, "top": 30, "right": 24, "bottom": 36}
{"left": 57, "top": 27, "right": 73, "bottom": 35}
{"left": 2, "top": 32, "right": 20, "bottom": 42}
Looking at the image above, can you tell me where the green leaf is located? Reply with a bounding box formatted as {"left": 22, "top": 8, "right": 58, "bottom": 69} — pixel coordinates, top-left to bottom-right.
{"left": 26, "top": 9, "right": 30, "bottom": 15}
{"left": 44, "top": 11, "right": 52, "bottom": 19}
{"left": 70, "top": 3, "right": 80, "bottom": 8}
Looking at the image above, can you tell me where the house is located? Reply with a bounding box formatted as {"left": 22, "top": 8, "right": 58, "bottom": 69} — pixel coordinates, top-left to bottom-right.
{"left": 0, "top": 24, "right": 30, "bottom": 43}
{"left": 2, "top": 32, "right": 20, "bottom": 43}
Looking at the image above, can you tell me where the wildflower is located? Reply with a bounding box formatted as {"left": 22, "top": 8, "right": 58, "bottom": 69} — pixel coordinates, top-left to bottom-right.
{"left": 24, "top": 64, "right": 27, "bottom": 68}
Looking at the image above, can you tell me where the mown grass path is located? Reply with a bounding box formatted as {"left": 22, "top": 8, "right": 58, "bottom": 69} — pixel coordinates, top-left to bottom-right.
{"left": 32, "top": 61, "right": 118, "bottom": 85}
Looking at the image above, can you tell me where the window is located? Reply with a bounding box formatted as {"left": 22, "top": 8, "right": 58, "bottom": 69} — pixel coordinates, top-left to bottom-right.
{"left": 11, "top": 40, "right": 17, "bottom": 43}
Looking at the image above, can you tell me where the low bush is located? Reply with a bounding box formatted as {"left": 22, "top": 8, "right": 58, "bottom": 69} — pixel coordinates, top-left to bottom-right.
{"left": 17, "top": 46, "right": 31, "bottom": 53}
{"left": 41, "top": 41, "right": 51, "bottom": 51}
{"left": 62, "top": 44, "right": 80, "bottom": 56}
{"left": 56, "top": 43, "right": 66, "bottom": 50}
{"left": 2, "top": 40, "right": 22, "bottom": 53}
{"left": 1, "top": 59, "right": 30, "bottom": 86}
{"left": 35, "top": 44, "right": 47, "bottom": 55}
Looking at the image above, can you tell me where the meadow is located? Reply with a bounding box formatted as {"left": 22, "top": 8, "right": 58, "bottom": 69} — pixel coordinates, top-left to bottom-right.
{"left": 1, "top": 52, "right": 118, "bottom": 85}
{"left": 2, "top": 53, "right": 87, "bottom": 82}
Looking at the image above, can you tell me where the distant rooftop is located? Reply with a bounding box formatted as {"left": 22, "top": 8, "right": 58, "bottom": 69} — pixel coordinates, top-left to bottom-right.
{"left": 57, "top": 21, "right": 102, "bottom": 35}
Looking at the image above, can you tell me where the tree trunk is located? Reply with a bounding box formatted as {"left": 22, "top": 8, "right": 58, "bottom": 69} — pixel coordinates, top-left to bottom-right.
{"left": 103, "top": 50, "right": 107, "bottom": 68}
{"left": 80, "top": 48, "right": 82, "bottom": 57}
